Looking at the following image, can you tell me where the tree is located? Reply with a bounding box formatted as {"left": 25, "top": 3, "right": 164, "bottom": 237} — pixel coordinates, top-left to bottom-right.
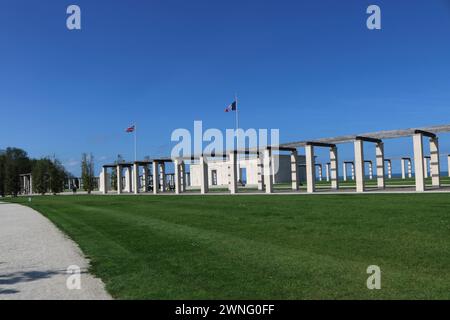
{"left": 0, "top": 151, "right": 5, "bottom": 197}
{"left": 49, "top": 158, "right": 67, "bottom": 194}
{"left": 32, "top": 159, "right": 50, "bottom": 195}
{"left": 81, "top": 153, "right": 95, "bottom": 194}
{"left": 1, "top": 148, "right": 31, "bottom": 197}
{"left": 32, "top": 158, "right": 66, "bottom": 195}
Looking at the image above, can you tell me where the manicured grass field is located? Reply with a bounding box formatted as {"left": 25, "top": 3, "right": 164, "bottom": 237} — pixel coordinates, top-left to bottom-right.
{"left": 5, "top": 194, "right": 450, "bottom": 299}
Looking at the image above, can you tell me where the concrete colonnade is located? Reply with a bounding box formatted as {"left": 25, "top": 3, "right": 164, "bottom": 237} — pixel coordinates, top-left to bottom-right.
{"left": 353, "top": 137, "right": 385, "bottom": 193}
{"left": 401, "top": 158, "right": 412, "bottom": 179}
{"left": 305, "top": 142, "right": 338, "bottom": 193}
{"left": 20, "top": 174, "right": 33, "bottom": 195}
{"left": 413, "top": 130, "right": 441, "bottom": 191}
{"left": 364, "top": 160, "right": 373, "bottom": 180}
{"left": 343, "top": 161, "right": 355, "bottom": 182}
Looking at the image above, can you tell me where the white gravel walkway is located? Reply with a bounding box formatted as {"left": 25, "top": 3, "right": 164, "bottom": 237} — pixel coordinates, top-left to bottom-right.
{"left": 0, "top": 202, "right": 111, "bottom": 300}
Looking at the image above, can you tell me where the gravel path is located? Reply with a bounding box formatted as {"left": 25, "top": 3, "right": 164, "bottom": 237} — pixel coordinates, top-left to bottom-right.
{"left": 0, "top": 202, "right": 111, "bottom": 300}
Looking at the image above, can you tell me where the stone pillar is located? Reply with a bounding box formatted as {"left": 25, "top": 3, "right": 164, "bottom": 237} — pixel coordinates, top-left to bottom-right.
{"left": 152, "top": 161, "right": 159, "bottom": 194}
{"left": 126, "top": 167, "right": 132, "bottom": 193}
{"left": 200, "top": 156, "right": 209, "bottom": 194}
{"left": 159, "top": 162, "right": 166, "bottom": 192}
{"left": 413, "top": 133, "right": 425, "bottom": 192}
{"left": 29, "top": 175, "right": 33, "bottom": 194}
{"left": 351, "top": 163, "right": 355, "bottom": 181}
{"left": 386, "top": 160, "right": 392, "bottom": 179}
{"left": 423, "top": 157, "right": 429, "bottom": 178}
{"left": 257, "top": 153, "right": 264, "bottom": 191}
{"left": 330, "top": 147, "right": 339, "bottom": 190}
{"left": 291, "top": 150, "right": 299, "bottom": 191}
{"left": 270, "top": 153, "right": 276, "bottom": 186}
{"left": 343, "top": 162, "right": 347, "bottom": 182}
{"left": 102, "top": 167, "right": 108, "bottom": 194}
{"left": 375, "top": 142, "right": 385, "bottom": 189}
{"left": 116, "top": 165, "right": 122, "bottom": 194}
{"left": 325, "top": 163, "right": 330, "bottom": 182}
{"left": 316, "top": 164, "right": 323, "bottom": 182}
{"left": 368, "top": 161, "right": 373, "bottom": 180}
{"left": 407, "top": 159, "right": 412, "bottom": 178}
{"left": 143, "top": 165, "right": 149, "bottom": 192}
{"left": 181, "top": 161, "right": 187, "bottom": 192}
{"left": 401, "top": 159, "right": 406, "bottom": 179}
{"left": 430, "top": 137, "right": 440, "bottom": 187}
{"left": 229, "top": 152, "right": 238, "bottom": 194}
{"left": 174, "top": 159, "right": 182, "bottom": 194}
{"left": 133, "top": 163, "right": 139, "bottom": 194}
{"left": 305, "top": 144, "right": 315, "bottom": 193}
{"left": 448, "top": 155, "right": 450, "bottom": 178}
{"left": 263, "top": 149, "right": 273, "bottom": 194}
{"left": 354, "top": 139, "right": 365, "bottom": 193}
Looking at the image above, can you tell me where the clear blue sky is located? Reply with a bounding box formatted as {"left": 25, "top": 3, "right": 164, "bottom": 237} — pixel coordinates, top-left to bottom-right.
{"left": 1, "top": 0, "right": 450, "bottom": 175}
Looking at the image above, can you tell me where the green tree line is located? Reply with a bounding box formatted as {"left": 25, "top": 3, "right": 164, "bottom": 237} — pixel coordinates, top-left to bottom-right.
{"left": 0, "top": 147, "right": 68, "bottom": 197}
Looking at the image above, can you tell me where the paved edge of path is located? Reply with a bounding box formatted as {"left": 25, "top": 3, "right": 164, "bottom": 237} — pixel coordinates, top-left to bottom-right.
{"left": 0, "top": 202, "right": 112, "bottom": 300}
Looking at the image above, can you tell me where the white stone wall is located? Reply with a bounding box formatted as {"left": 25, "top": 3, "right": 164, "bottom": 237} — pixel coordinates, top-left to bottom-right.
{"left": 99, "top": 172, "right": 111, "bottom": 193}
{"left": 189, "top": 155, "right": 306, "bottom": 187}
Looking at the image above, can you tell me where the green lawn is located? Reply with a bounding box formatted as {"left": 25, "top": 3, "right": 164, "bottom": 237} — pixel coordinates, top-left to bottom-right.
{"left": 5, "top": 194, "right": 450, "bottom": 299}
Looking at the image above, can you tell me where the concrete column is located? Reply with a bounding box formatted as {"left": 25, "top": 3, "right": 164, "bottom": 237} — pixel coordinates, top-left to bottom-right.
{"left": 407, "top": 159, "right": 412, "bottom": 178}
{"left": 305, "top": 144, "right": 315, "bottom": 193}
{"left": 448, "top": 155, "right": 450, "bottom": 178}
{"left": 368, "top": 161, "right": 373, "bottom": 180}
{"left": 375, "top": 142, "right": 385, "bottom": 189}
{"left": 152, "top": 161, "right": 159, "bottom": 194}
{"left": 126, "top": 167, "right": 133, "bottom": 193}
{"left": 325, "top": 163, "right": 330, "bottom": 182}
{"left": 401, "top": 159, "right": 406, "bottom": 179}
{"left": 116, "top": 165, "right": 122, "bottom": 194}
{"left": 229, "top": 152, "right": 238, "bottom": 194}
{"left": 133, "top": 163, "right": 139, "bottom": 194}
{"left": 263, "top": 149, "right": 273, "bottom": 194}
{"left": 290, "top": 150, "right": 299, "bottom": 191}
{"left": 102, "top": 167, "right": 108, "bottom": 194}
{"left": 316, "top": 164, "right": 323, "bottom": 182}
{"left": 424, "top": 157, "right": 429, "bottom": 178}
{"left": 270, "top": 153, "right": 276, "bottom": 186}
{"left": 181, "top": 162, "right": 187, "bottom": 192}
{"left": 174, "top": 160, "right": 182, "bottom": 194}
{"left": 159, "top": 162, "right": 166, "bottom": 192}
{"left": 351, "top": 163, "right": 355, "bottom": 181}
{"left": 343, "top": 162, "right": 347, "bottom": 182}
{"left": 200, "top": 156, "right": 209, "bottom": 194}
{"left": 29, "top": 175, "right": 33, "bottom": 195}
{"left": 330, "top": 147, "right": 339, "bottom": 190}
{"left": 386, "top": 160, "right": 392, "bottom": 179}
{"left": 430, "top": 137, "right": 440, "bottom": 187}
{"left": 143, "top": 165, "right": 149, "bottom": 192}
{"left": 413, "top": 133, "right": 425, "bottom": 192}
{"left": 354, "top": 139, "right": 365, "bottom": 193}
{"left": 257, "top": 153, "right": 264, "bottom": 191}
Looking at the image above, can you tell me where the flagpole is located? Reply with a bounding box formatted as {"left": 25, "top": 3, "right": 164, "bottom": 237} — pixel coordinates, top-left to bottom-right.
{"left": 235, "top": 94, "right": 239, "bottom": 135}
{"left": 235, "top": 94, "right": 240, "bottom": 183}
{"left": 134, "top": 123, "right": 137, "bottom": 162}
